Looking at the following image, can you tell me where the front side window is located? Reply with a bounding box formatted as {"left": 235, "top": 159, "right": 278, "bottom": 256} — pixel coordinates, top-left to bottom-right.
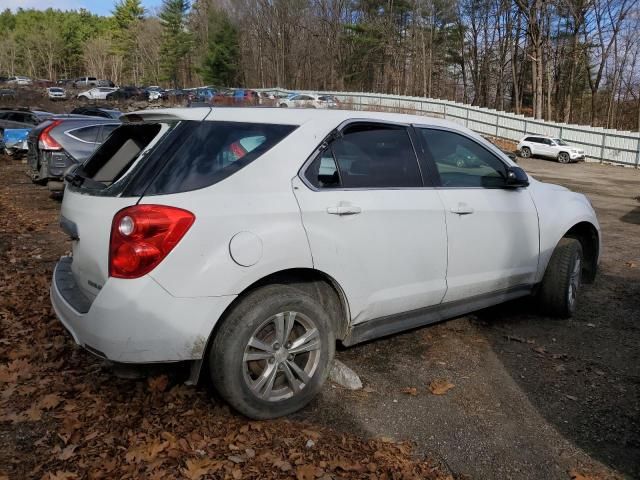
{"left": 419, "top": 128, "right": 507, "bottom": 188}
{"left": 305, "top": 123, "right": 422, "bottom": 189}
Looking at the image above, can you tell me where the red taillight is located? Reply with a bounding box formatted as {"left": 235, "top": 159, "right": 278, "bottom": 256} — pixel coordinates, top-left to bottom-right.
{"left": 109, "top": 205, "right": 195, "bottom": 279}
{"left": 38, "top": 120, "right": 63, "bottom": 150}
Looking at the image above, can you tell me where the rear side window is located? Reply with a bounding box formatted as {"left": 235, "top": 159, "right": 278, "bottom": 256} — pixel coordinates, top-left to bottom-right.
{"left": 144, "top": 121, "right": 296, "bottom": 195}
{"left": 305, "top": 124, "right": 422, "bottom": 189}
{"left": 68, "top": 126, "right": 101, "bottom": 143}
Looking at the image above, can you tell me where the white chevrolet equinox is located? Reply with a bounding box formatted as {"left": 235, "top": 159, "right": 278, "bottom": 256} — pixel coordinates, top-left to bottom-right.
{"left": 52, "top": 108, "right": 600, "bottom": 418}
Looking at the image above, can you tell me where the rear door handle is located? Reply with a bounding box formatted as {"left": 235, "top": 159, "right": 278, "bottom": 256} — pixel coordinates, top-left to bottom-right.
{"left": 450, "top": 203, "right": 474, "bottom": 215}
{"left": 327, "top": 205, "right": 362, "bottom": 215}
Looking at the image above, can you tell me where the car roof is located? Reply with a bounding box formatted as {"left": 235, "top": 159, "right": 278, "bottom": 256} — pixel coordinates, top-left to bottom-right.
{"left": 123, "top": 107, "right": 468, "bottom": 131}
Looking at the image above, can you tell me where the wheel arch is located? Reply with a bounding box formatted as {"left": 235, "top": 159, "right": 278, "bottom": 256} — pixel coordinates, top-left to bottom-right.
{"left": 563, "top": 221, "right": 599, "bottom": 283}
{"left": 198, "top": 267, "right": 351, "bottom": 378}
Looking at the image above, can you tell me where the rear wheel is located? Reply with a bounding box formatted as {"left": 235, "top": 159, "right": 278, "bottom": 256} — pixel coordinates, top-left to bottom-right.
{"left": 279, "top": 103, "right": 288, "bottom": 108}
{"left": 558, "top": 152, "right": 570, "bottom": 163}
{"left": 520, "top": 146, "right": 531, "bottom": 158}
{"left": 538, "top": 238, "right": 583, "bottom": 318}
{"left": 209, "top": 285, "right": 334, "bottom": 419}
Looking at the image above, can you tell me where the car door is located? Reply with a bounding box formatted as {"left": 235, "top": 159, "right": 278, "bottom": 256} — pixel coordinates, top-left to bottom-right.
{"left": 416, "top": 127, "right": 539, "bottom": 303}
{"left": 292, "top": 121, "right": 448, "bottom": 325}
{"left": 526, "top": 137, "right": 541, "bottom": 155}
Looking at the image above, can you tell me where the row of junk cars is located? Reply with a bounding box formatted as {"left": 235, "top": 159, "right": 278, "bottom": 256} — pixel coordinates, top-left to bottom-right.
{"left": 0, "top": 106, "right": 123, "bottom": 192}
{"left": 0, "top": 90, "right": 342, "bottom": 192}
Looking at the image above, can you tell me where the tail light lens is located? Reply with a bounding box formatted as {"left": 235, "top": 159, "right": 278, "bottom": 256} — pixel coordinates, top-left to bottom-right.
{"left": 109, "top": 205, "right": 195, "bottom": 279}
{"left": 38, "top": 120, "right": 63, "bottom": 150}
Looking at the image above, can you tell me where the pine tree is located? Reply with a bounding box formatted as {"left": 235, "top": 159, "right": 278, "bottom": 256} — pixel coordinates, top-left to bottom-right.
{"left": 200, "top": 10, "right": 239, "bottom": 86}
{"left": 159, "top": 0, "right": 191, "bottom": 88}
{"left": 112, "top": 0, "right": 144, "bottom": 83}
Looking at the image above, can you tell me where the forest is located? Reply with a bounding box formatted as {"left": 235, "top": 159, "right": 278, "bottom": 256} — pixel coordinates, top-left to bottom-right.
{"left": 0, "top": 0, "right": 639, "bottom": 130}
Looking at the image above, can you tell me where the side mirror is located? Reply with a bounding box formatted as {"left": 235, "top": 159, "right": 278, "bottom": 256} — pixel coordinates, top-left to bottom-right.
{"left": 505, "top": 166, "right": 529, "bottom": 188}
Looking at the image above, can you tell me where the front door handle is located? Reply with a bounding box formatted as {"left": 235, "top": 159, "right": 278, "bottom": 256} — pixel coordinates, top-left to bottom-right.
{"left": 327, "top": 205, "right": 362, "bottom": 216}
{"left": 450, "top": 203, "right": 474, "bottom": 215}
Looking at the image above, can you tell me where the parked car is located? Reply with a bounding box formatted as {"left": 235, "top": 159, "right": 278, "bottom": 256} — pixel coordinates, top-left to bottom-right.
{"left": 0, "top": 88, "right": 16, "bottom": 99}
{"left": 47, "top": 87, "right": 67, "bottom": 101}
{"left": 73, "top": 77, "right": 99, "bottom": 88}
{"left": 51, "top": 108, "right": 600, "bottom": 419}
{"left": 2, "top": 128, "right": 30, "bottom": 156}
{"left": 517, "top": 135, "right": 585, "bottom": 163}
{"left": 28, "top": 116, "right": 120, "bottom": 190}
{"left": 279, "top": 93, "right": 339, "bottom": 109}
{"left": 70, "top": 107, "right": 122, "bottom": 119}
{"left": 78, "top": 87, "right": 119, "bottom": 101}
{"left": 106, "top": 86, "right": 145, "bottom": 101}
{"left": 144, "top": 86, "right": 164, "bottom": 101}
{"left": 6, "top": 76, "right": 32, "bottom": 86}
{"left": 0, "top": 108, "right": 53, "bottom": 133}
{"left": 96, "top": 79, "right": 115, "bottom": 87}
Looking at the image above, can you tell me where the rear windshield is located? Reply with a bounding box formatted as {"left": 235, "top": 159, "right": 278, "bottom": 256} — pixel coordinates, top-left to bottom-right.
{"left": 69, "top": 120, "right": 296, "bottom": 196}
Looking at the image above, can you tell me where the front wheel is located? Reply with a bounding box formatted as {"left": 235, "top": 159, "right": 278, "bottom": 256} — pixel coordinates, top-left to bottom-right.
{"left": 209, "top": 285, "right": 335, "bottom": 419}
{"left": 279, "top": 103, "right": 288, "bottom": 108}
{"left": 520, "top": 146, "right": 531, "bottom": 158}
{"left": 558, "top": 152, "right": 570, "bottom": 163}
{"left": 538, "top": 238, "right": 583, "bottom": 318}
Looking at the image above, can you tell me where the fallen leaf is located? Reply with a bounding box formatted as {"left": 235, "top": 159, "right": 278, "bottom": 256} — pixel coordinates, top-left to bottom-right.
{"left": 428, "top": 379, "right": 455, "bottom": 395}
{"left": 568, "top": 468, "right": 601, "bottom": 480}
{"left": 39, "top": 393, "right": 63, "bottom": 410}
{"left": 565, "top": 394, "right": 578, "bottom": 401}
{"left": 23, "top": 405, "right": 42, "bottom": 421}
{"left": 46, "top": 472, "right": 78, "bottom": 480}
{"left": 625, "top": 261, "right": 636, "bottom": 268}
{"left": 401, "top": 387, "right": 418, "bottom": 396}
{"left": 532, "top": 346, "right": 546, "bottom": 354}
{"left": 58, "top": 444, "right": 77, "bottom": 461}
{"left": 148, "top": 375, "right": 169, "bottom": 393}
{"left": 296, "top": 464, "right": 317, "bottom": 480}
{"left": 182, "top": 458, "right": 220, "bottom": 480}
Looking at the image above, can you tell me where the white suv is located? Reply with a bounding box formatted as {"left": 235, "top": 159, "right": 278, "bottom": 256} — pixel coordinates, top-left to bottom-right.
{"left": 77, "top": 87, "right": 118, "bottom": 101}
{"left": 51, "top": 108, "right": 600, "bottom": 419}
{"left": 517, "top": 135, "right": 585, "bottom": 163}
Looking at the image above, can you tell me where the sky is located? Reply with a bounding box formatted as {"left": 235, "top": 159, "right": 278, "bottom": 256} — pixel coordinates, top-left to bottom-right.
{"left": 4, "top": 0, "right": 163, "bottom": 16}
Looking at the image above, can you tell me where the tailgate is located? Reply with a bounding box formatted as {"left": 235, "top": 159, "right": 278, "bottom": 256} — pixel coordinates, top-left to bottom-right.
{"left": 61, "top": 189, "right": 136, "bottom": 300}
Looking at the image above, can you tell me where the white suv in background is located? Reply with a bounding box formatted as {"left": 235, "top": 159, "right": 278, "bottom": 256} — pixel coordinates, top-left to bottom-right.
{"left": 77, "top": 87, "right": 118, "bottom": 101}
{"left": 279, "top": 93, "right": 339, "bottom": 109}
{"left": 51, "top": 108, "right": 600, "bottom": 419}
{"left": 517, "top": 135, "right": 585, "bottom": 163}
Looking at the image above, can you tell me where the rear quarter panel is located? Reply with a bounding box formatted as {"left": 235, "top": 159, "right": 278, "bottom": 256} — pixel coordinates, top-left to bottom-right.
{"left": 139, "top": 122, "right": 326, "bottom": 298}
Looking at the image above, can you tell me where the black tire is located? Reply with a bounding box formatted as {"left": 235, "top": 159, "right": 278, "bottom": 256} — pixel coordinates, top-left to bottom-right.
{"left": 209, "top": 285, "right": 335, "bottom": 419}
{"left": 520, "top": 146, "right": 531, "bottom": 158}
{"left": 538, "top": 238, "right": 583, "bottom": 318}
{"left": 279, "top": 103, "right": 288, "bottom": 107}
{"left": 558, "top": 152, "right": 570, "bottom": 164}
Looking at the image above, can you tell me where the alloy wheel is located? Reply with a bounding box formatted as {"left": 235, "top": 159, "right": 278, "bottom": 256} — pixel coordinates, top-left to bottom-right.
{"left": 568, "top": 255, "right": 582, "bottom": 308}
{"left": 243, "top": 311, "right": 321, "bottom": 402}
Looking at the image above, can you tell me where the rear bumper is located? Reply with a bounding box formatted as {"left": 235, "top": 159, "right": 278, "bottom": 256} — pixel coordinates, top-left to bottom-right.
{"left": 51, "top": 256, "right": 236, "bottom": 363}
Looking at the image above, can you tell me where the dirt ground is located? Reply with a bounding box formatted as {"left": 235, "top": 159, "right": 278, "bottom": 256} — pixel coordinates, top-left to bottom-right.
{"left": 0, "top": 152, "right": 638, "bottom": 479}
{"left": 0, "top": 157, "right": 448, "bottom": 480}
{"left": 293, "top": 157, "right": 640, "bottom": 479}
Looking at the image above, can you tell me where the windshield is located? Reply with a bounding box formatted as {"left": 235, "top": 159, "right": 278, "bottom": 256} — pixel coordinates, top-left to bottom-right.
{"left": 553, "top": 138, "right": 569, "bottom": 146}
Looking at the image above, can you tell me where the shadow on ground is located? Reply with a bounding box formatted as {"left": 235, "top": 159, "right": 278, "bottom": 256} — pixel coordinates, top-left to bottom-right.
{"left": 475, "top": 272, "right": 640, "bottom": 478}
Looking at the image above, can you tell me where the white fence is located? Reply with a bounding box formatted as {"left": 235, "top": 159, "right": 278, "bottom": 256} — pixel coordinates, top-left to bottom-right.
{"left": 268, "top": 89, "right": 640, "bottom": 167}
